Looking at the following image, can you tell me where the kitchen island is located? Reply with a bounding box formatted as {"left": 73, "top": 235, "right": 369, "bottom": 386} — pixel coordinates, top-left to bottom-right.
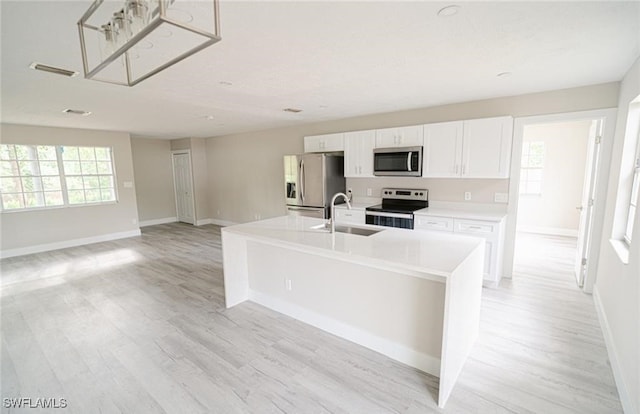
{"left": 221, "top": 215, "right": 484, "bottom": 407}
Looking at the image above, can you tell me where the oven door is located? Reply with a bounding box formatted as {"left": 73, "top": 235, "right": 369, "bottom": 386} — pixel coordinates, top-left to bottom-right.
{"left": 365, "top": 211, "right": 414, "bottom": 229}
{"left": 373, "top": 146, "right": 422, "bottom": 177}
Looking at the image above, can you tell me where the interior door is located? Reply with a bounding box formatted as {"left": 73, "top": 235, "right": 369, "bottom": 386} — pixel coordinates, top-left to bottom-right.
{"left": 574, "top": 120, "right": 602, "bottom": 286}
{"left": 172, "top": 152, "right": 195, "bottom": 224}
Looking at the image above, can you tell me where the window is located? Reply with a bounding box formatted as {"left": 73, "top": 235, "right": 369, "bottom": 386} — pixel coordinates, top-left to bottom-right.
{"left": 0, "top": 144, "right": 116, "bottom": 211}
{"left": 623, "top": 128, "right": 640, "bottom": 244}
{"left": 520, "top": 141, "right": 545, "bottom": 195}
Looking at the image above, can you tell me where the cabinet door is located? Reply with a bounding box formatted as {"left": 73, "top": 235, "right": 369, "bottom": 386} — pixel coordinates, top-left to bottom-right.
{"left": 375, "top": 127, "right": 399, "bottom": 148}
{"left": 423, "top": 121, "right": 463, "bottom": 177}
{"left": 344, "top": 130, "right": 375, "bottom": 177}
{"left": 304, "top": 133, "right": 344, "bottom": 153}
{"left": 375, "top": 125, "right": 423, "bottom": 148}
{"left": 334, "top": 208, "right": 365, "bottom": 224}
{"left": 462, "top": 116, "right": 513, "bottom": 178}
{"left": 415, "top": 215, "right": 454, "bottom": 232}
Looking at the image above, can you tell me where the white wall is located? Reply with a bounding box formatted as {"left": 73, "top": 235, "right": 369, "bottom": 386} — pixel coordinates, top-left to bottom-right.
{"left": 517, "top": 120, "right": 591, "bottom": 235}
{"left": 130, "top": 137, "right": 177, "bottom": 224}
{"left": 0, "top": 124, "right": 140, "bottom": 256}
{"left": 206, "top": 82, "right": 619, "bottom": 224}
{"left": 594, "top": 57, "right": 640, "bottom": 414}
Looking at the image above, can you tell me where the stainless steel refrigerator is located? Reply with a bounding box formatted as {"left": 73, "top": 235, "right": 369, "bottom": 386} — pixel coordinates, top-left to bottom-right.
{"left": 284, "top": 153, "right": 345, "bottom": 219}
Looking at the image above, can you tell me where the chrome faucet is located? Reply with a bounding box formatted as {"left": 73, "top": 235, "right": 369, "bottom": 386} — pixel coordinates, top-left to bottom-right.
{"left": 329, "top": 192, "right": 352, "bottom": 233}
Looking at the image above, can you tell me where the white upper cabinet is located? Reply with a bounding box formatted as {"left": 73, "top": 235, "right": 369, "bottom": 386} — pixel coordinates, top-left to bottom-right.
{"left": 304, "top": 133, "right": 344, "bottom": 153}
{"left": 423, "top": 121, "right": 463, "bottom": 177}
{"left": 344, "top": 130, "right": 375, "bottom": 177}
{"left": 461, "top": 116, "right": 513, "bottom": 178}
{"left": 422, "top": 116, "right": 513, "bottom": 178}
{"left": 375, "top": 125, "right": 423, "bottom": 148}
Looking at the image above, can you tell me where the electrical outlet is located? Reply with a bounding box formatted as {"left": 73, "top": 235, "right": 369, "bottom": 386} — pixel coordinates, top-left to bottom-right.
{"left": 217, "top": 209, "right": 221, "bottom": 216}
{"left": 347, "top": 188, "right": 353, "bottom": 200}
{"left": 285, "top": 278, "right": 292, "bottom": 291}
{"left": 366, "top": 188, "right": 372, "bottom": 196}
{"left": 494, "top": 192, "right": 509, "bottom": 203}
{"left": 464, "top": 192, "right": 472, "bottom": 201}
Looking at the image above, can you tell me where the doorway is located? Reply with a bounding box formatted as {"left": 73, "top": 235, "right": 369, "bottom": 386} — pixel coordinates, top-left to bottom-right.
{"left": 514, "top": 119, "right": 599, "bottom": 288}
{"left": 504, "top": 108, "right": 617, "bottom": 293}
{"left": 172, "top": 150, "right": 196, "bottom": 225}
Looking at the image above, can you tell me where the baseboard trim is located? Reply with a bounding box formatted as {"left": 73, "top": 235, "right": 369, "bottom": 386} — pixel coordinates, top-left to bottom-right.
{"left": 209, "top": 218, "right": 237, "bottom": 227}
{"left": 0, "top": 229, "right": 142, "bottom": 259}
{"left": 249, "top": 289, "right": 441, "bottom": 378}
{"left": 593, "top": 286, "right": 635, "bottom": 414}
{"left": 517, "top": 225, "right": 578, "bottom": 238}
{"left": 139, "top": 217, "right": 177, "bottom": 227}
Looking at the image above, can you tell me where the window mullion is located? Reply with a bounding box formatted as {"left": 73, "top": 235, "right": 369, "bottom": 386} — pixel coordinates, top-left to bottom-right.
{"left": 56, "top": 146, "right": 70, "bottom": 206}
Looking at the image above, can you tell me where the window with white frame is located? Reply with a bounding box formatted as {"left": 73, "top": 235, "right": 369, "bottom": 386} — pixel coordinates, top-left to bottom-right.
{"left": 0, "top": 144, "right": 116, "bottom": 211}
{"left": 520, "top": 141, "right": 545, "bottom": 195}
{"left": 623, "top": 127, "right": 640, "bottom": 244}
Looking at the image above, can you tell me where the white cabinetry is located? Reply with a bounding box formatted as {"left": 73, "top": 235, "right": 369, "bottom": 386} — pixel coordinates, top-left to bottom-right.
{"left": 344, "top": 130, "right": 375, "bottom": 177}
{"left": 462, "top": 116, "right": 513, "bottom": 178}
{"left": 423, "top": 121, "right": 463, "bottom": 178}
{"left": 415, "top": 214, "right": 505, "bottom": 286}
{"left": 375, "top": 125, "right": 423, "bottom": 148}
{"left": 304, "top": 133, "right": 344, "bottom": 153}
{"left": 334, "top": 205, "right": 365, "bottom": 225}
{"left": 422, "top": 116, "right": 513, "bottom": 178}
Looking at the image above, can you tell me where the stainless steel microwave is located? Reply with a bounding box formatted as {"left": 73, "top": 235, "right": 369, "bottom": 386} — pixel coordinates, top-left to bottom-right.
{"left": 373, "top": 146, "right": 423, "bottom": 177}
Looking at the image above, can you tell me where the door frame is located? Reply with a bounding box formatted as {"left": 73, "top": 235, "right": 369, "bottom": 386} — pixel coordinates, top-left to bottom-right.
{"left": 503, "top": 108, "right": 617, "bottom": 293}
{"left": 171, "top": 149, "right": 196, "bottom": 225}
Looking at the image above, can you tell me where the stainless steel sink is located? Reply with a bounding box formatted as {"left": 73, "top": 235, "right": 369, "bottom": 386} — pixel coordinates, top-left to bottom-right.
{"left": 310, "top": 223, "right": 382, "bottom": 237}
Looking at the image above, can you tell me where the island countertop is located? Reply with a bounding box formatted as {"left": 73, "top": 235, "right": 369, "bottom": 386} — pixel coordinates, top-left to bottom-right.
{"left": 222, "top": 215, "right": 484, "bottom": 281}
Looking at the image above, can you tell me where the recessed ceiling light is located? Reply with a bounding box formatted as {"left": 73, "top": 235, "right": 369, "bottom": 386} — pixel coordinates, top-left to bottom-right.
{"left": 319, "top": 105, "right": 328, "bottom": 109}
{"left": 497, "top": 72, "right": 513, "bottom": 78}
{"left": 205, "top": 115, "right": 215, "bottom": 120}
{"left": 219, "top": 81, "right": 233, "bottom": 86}
{"left": 63, "top": 109, "right": 91, "bottom": 116}
{"left": 437, "top": 5, "right": 460, "bottom": 17}
{"left": 283, "top": 108, "right": 303, "bottom": 113}
{"left": 30, "top": 62, "right": 78, "bottom": 77}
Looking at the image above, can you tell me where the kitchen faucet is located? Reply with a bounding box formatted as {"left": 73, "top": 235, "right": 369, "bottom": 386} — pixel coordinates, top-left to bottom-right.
{"left": 329, "top": 192, "right": 352, "bottom": 233}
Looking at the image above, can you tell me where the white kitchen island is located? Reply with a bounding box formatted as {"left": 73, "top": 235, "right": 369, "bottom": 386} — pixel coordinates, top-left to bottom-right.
{"left": 221, "top": 215, "right": 485, "bottom": 407}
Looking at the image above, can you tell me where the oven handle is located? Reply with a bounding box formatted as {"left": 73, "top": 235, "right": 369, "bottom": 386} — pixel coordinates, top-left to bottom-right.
{"left": 366, "top": 211, "right": 413, "bottom": 219}
{"left": 407, "top": 152, "right": 412, "bottom": 172}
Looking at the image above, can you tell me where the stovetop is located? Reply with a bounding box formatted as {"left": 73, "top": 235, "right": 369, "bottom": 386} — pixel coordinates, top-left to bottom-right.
{"left": 365, "top": 188, "right": 429, "bottom": 214}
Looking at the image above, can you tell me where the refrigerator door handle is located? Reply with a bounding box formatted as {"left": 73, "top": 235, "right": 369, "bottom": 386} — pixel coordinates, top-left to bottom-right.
{"left": 299, "top": 159, "right": 305, "bottom": 202}
{"left": 407, "top": 152, "right": 412, "bottom": 172}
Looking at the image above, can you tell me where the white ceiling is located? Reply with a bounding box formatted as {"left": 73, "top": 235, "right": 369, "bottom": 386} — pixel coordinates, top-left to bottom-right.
{"left": 1, "top": 1, "right": 639, "bottom": 139}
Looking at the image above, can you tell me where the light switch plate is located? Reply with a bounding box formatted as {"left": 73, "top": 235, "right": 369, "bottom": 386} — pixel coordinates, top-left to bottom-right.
{"left": 123, "top": 181, "right": 133, "bottom": 188}
{"left": 494, "top": 192, "right": 509, "bottom": 203}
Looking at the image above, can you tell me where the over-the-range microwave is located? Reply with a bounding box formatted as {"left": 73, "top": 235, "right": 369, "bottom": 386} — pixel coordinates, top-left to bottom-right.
{"left": 373, "top": 146, "right": 423, "bottom": 177}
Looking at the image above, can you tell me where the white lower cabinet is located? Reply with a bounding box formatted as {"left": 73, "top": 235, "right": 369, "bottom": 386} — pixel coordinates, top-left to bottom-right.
{"left": 415, "top": 215, "right": 505, "bottom": 287}
{"left": 334, "top": 207, "right": 365, "bottom": 225}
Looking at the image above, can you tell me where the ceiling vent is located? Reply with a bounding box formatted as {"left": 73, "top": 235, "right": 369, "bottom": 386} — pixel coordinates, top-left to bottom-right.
{"left": 62, "top": 109, "right": 92, "bottom": 116}
{"left": 29, "top": 62, "right": 79, "bottom": 77}
{"left": 283, "top": 108, "right": 303, "bottom": 113}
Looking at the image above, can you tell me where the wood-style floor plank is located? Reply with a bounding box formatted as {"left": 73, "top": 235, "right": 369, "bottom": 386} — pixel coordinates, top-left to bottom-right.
{"left": 0, "top": 224, "right": 623, "bottom": 413}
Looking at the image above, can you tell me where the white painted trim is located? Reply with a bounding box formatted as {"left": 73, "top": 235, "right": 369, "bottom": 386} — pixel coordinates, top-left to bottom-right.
{"left": 0, "top": 229, "right": 141, "bottom": 259}
{"left": 593, "top": 286, "right": 635, "bottom": 414}
{"left": 209, "top": 218, "right": 237, "bottom": 227}
{"left": 249, "top": 289, "right": 442, "bottom": 378}
{"left": 517, "top": 225, "right": 579, "bottom": 238}
{"left": 139, "top": 217, "right": 177, "bottom": 227}
{"left": 504, "top": 108, "right": 618, "bottom": 292}
{"left": 195, "top": 218, "right": 212, "bottom": 226}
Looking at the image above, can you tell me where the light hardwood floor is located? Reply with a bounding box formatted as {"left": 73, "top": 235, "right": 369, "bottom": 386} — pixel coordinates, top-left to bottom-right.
{"left": 1, "top": 224, "right": 622, "bottom": 413}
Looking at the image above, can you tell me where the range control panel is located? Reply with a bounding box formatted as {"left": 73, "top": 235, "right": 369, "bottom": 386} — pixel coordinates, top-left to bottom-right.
{"left": 381, "top": 188, "right": 428, "bottom": 201}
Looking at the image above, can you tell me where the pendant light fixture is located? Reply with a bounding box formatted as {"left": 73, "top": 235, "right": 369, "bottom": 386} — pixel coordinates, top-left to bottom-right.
{"left": 78, "top": 0, "right": 220, "bottom": 86}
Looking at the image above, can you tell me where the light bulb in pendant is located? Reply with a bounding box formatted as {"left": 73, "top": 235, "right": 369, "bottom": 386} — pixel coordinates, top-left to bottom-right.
{"left": 127, "top": 0, "right": 149, "bottom": 35}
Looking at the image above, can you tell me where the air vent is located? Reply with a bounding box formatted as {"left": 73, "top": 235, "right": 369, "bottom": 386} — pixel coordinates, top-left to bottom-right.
{"left": 63, "top": 109, "right": 92, "bottom": 116}
{"left": 283, "top": 108, "right": 303, "bottom": 113}
{"left": 29, "top": 62, "right": 78, "bottom": 77}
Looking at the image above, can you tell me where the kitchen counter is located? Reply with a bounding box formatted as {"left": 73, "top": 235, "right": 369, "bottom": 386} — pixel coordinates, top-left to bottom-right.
{"left": 222, "top": 216, "right": 483, "bottom": 280}
{"left": 221, "top": 215, "right": 485, "bottom": 408}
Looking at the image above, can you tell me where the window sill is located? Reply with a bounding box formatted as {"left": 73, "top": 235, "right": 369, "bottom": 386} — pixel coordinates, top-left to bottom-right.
{"left": 609, "top": 239, "right": 630, "bottom": 265}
